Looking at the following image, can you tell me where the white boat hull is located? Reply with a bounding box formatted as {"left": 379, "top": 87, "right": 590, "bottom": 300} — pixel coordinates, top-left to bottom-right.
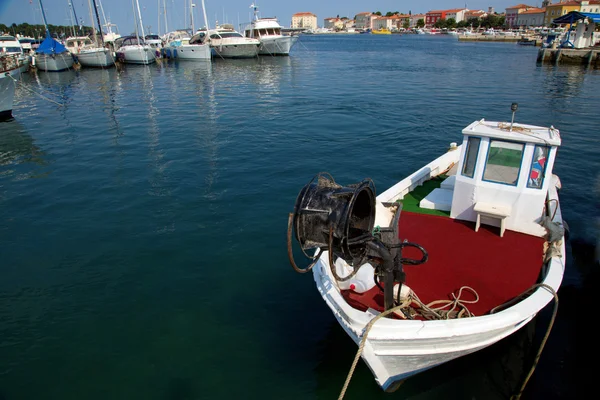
{"left": 77, "top": 48, "right": 116, "bottom": 68}
{"left": 116, "top": 45, "right": 156, "bottom": 64}
{"left": 34, "top": 52, "right": 75, "bottom": 72}
{"left": 211, "top": 43, "right": 259, "bottom": 59}
{"left": 0, "top": 57, "right": 22, "bottom": 120}
{"left": 258, "top": 36, "right": 298, "bottom": 56}
{"left": 311, "top": 148, "right": 566, "bottom": 391}
{"left": 163, "top": 44, "right": 211, "bottom": 60}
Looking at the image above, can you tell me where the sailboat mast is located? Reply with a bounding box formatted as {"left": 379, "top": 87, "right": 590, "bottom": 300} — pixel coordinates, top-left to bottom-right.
{"left": 92, "top": 0, "right": 105, "bottom": 45}
{"left": 190, "top": 2, "right": 195, "bottom": 32}
{"left": 70, "top": 0, "right": 82, "bottom": 35}
{"left": 135, "top": 0, "right": 146, "bottom": 38}
{"left": 37, "top": 0, "right": 50, "bottom": 37}
{"left": 163, "top": 0, "right": 168, "bottom": 34}
{"left": 201, "top": 0, "right": 208, "bottom": 30}
{"left": 87, "top": 0, "right": 97, "bottom": 44}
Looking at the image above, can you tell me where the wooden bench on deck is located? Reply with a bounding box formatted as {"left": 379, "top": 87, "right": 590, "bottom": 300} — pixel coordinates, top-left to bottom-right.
{"left": 473, "top": 202, "right": 511, "bottom": 237}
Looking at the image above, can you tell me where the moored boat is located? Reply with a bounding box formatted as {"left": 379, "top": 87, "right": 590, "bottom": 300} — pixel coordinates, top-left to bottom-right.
{"left": 33, "top": 0, "right": 75, "bottom": 72}
{"left": 287, "top": 106, "right": 565, "bottom": 394}
{"left": 372, "top": 28, "right": 392, "bottom": 35}
{"left": 0, "top": 35, "right": 30, "bottom": 73}
{"left": 243, "top": 4, "right": 298, "bottom": 56}
{"left": 203, "top": 24, "right": 260, "bottom": 59}
{"left": 115, "top": 36, "right": 156, "bottom": 65}
{"left": 0, "top": 54, "right": 22, "bottom": 120}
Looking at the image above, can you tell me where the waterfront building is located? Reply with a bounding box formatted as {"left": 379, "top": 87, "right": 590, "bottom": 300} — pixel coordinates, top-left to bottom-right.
{"left": 373, "top": 15, "right": 400, "bottom": 31}
{"left": 465, "top": 9, "right": 488, "bottom": 23}
{"left": 291, "top": 12, "right": 318, "bottom": 30}
{"left": 323, "top": 17, "right": 344, "bottom": 30}
{"left": 410, "top": 13, "right": 427, "bottom": 28}
{"left": 580, "top": 0, "right": 600, "bottom": 12}
{"left": 505, "top": 4, "right": 536, "bottom": 27}
{"left": 445, "top": 8, "right": 469, "bottom": 23}
{"left": 355, "top": 12, "right": 377, "bottom": 30}
{"left": 516, "top": 7, "right": 547, "bottom": 27}
{"left": 425, "top": 10, "right": 447, "bottom": 27}
{"left": 544, "top": 1, "right": 582, "bottom": 25}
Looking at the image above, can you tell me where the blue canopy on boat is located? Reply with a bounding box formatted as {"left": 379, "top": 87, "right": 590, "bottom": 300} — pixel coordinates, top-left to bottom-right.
{"left": 553, "top": 11, "right": 600, "bottom": 24}
{"left": 35, "top": 35, "right": 67, "bottom": 54}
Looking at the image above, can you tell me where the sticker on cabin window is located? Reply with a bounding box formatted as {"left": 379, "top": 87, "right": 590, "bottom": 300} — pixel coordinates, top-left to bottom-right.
{"left": 527, "top": 146, "right": 549, "bottom": 189}
{"left": 461, "top": 137, "right": 480, "bottom": 178}
{"left": 483, "top": 140, "right": 524, "bottom": 186}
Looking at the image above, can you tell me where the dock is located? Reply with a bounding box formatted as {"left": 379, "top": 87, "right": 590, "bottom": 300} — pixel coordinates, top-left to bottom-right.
{"left": 458, "top": 34, "right": 522, "bottom": 43}
{"left": 537, "top": 48, "right": 600, "bottom": 67}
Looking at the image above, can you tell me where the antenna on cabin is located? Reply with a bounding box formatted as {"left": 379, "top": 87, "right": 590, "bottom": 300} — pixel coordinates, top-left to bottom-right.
{"left": 510, "top": 102, "right": 518, "bottom": 132}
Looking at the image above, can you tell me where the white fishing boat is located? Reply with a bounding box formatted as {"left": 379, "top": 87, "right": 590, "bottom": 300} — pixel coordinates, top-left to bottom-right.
{"left": 0, "top": 54, "right": 22, "bottom": 121}
{"left": 33, "top": 0, "right": 75, "bottom": 72}
{"left": 202, "top": 24, "right": 260, "bottom": 59}
{"left": 0, "top": 35, "right": 30, "bottom": 73}
{"left": 243, "top": 4, "right": 298, "bottom": 56}
{"left": 288, "top": 105, "right": 565, "bottom": 396}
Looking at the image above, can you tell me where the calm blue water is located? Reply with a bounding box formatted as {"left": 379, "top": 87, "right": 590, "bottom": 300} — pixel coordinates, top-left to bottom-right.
{"left": 1, "top": 34, "right": 598, "bottom": 400}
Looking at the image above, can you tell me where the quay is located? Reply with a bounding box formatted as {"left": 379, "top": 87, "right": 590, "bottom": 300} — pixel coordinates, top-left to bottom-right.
{"left": 537, "top": 47, "right": 600, "bottom": 67}
{"left": 458, "top": 35, "right": 522, "bottom": 43}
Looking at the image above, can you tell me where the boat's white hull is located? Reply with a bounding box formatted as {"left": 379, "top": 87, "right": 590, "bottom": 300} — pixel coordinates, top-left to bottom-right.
{"left": 311, "top": 148, "right": 566, "bottom": 391}
{"left": 0, "top": 59, "right": 22, "bottom": 120}
{"left": 34, "top": 52, "right": 75, "bottom": 72}
{"left": 163, "top": 44, "right": 211, "bottom": 60}
{"left": 211, "top": 43, "right": 259, "bottom": 59}
{"left": 77, "top": 48, "right": 116, "bottom": 68}
{"left": 116, "top": 45, "right": 156, "bottom": 64}
{"left": 258, "top": 36, "right": 298, "bottom": 56}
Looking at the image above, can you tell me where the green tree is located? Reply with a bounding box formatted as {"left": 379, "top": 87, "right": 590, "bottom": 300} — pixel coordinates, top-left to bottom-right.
{"left": 417, "top": 18, "right": 425, "bottom": 28}
{"left": 373, "top": 11, "right": 382, "bottom": 16}
{"left": 403, "top": 20, "right": 410, "bottom": 30}
{"left": 446, "top": 18, "right": 457, "bottom": 29}
{"left": 434, "top": 18, "right": 447, "bottom": 29}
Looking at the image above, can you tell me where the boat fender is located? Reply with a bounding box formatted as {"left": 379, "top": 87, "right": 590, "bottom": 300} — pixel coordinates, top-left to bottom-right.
{"left": 393, "top": 283, "right": 413, "bottom": 302}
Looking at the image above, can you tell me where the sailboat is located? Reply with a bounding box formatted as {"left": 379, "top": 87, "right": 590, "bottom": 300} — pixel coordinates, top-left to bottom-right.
{"left": 162, "top": 0, "right": 211, "bottom": 61}
{"left": 115, "top": 0, "right": 156, "bottom": 64}
{"left": 33, "top": 0, "right": 75, "bottom": 72}
{"left": 76, "top": 0, "right": 116, "bottom": 67}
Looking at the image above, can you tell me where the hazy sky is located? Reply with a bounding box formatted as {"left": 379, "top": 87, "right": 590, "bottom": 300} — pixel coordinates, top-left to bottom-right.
{"left": 1, "top": 1, "right": 543, "bottom": 35}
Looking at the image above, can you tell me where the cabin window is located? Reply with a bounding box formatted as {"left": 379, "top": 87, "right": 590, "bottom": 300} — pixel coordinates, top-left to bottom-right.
{"left": 527, "top": 146, "right": 549, "bottom": 189}
{"left": 461, "top": 137, "right": 481, "bottom": 178}
{"left": 482, "top": 140, "right": 524, "bottom": 186}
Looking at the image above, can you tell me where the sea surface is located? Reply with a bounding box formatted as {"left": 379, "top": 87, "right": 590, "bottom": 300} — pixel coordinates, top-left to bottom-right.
{"left": 1, "top": 34, "right": 598, "bottom": 400}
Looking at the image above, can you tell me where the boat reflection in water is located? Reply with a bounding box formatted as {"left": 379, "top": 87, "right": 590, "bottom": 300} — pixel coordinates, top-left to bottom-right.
{"left": 0, "top": 119, "right": 49, "bottom": 178}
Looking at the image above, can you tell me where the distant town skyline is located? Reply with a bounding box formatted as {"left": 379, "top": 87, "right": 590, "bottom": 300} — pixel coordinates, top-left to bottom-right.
{"left": 1, "top": 1, "right": 548, "bottom": 35}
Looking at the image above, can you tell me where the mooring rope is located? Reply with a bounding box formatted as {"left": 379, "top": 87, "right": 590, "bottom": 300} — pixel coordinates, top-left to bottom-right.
{"left": 7, "top": 74, "right": 64, "bottom": 107}
{"left": 338, "top": 283, "right": 558, "bottom": 400}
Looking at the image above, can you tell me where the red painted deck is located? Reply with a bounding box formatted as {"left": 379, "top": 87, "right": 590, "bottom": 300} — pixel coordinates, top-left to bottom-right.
{"left": 342, "top": 211, "right": 546, "bottom": 316}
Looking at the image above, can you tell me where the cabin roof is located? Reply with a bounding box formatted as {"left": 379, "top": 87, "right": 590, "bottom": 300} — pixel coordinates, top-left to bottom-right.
{"left": 463, "top": 119, "right": 561, "bottom": 146}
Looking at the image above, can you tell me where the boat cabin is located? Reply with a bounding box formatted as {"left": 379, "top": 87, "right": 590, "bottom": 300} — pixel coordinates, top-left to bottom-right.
{"left": 65, "top": 36, "right": 93, "bottom": 54}
{"left": 422, "top": 119, "right": 561, "bottom": 237}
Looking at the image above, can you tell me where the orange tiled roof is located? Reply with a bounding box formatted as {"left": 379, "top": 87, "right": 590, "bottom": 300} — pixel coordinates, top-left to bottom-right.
{"left": 506, "top": 3, "right": 535, "bottom": 9}
{"left": 445, "top": 8, "right": 468, "bottom": 13}
{"left": 520, "top": 7, "right": 545, "bottom": 14}
{"left": 293, "top": 12, "right": 316, "bottom": 17}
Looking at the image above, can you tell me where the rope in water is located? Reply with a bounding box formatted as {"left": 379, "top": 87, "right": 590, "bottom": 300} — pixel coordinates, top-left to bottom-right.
{"left": 338, "top": 283, "right": 558, "bottom": 400}
{"left": 7, "top": 73, "right": 64, "bottom": 107}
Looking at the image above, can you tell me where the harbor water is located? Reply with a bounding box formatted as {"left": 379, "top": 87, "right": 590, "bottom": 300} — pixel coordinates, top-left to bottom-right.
{"left": 1, "top": 34, "right": 598, "bottom": 399}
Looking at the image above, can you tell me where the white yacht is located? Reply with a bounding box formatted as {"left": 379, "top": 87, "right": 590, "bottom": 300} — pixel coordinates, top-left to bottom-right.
{"left": 0, "top": 35, "right": 31, "bottom": 73}
{"left": 202, "top": 24, "right": 260, "bottom": 59}
{"left": 162, "top": 30, "right": 211, "bottom": 61}
{"left": 115, "top": 36, "right": 156, "bottom": 65}
{"left": 1, "top": 54, "right": 22, "bottom": 120}
{"left": 243, "top": 4, "right": 298, "bottom": 56}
